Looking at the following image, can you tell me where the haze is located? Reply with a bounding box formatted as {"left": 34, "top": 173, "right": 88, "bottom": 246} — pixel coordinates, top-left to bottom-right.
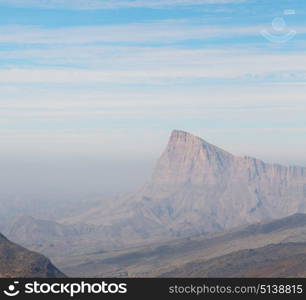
{"left": 0, "top": 0, "right": 306, "bottom": 203}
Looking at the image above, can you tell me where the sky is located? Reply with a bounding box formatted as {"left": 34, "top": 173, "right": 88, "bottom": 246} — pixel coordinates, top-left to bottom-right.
{"left": 0, "top": 0, "right": 306, "bottom": 195}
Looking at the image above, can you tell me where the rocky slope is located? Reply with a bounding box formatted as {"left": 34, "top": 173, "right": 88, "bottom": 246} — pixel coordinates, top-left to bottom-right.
{"left": 160, "top": 242, "right": 306, "bottom": 278}
{"left": 59, "top": 213, "right": 306, "bottom": 277}
{"left": 0, "top": 232, "right": 65, "bottom": 278}
{"left": 63, "top": 130, "right": 306, "bottom": 244}
{"left": 141, "top": 130, "right": 306, "bottom": 233}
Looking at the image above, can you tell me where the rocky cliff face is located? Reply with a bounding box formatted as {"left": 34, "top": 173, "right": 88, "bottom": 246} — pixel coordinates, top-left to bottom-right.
{"left": 151, "top": 130, "right": 234, "bottom": 187}
{"left": 0, "top": 232, "right": 65, "bottom": 278}
{"left": 66, "top": 130, "right": 306, "bottom": 243}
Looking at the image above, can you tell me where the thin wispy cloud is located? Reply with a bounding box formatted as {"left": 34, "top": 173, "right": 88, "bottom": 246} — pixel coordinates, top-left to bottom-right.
{"left": 0, "top": 0, "right": 305, "bottom": 165}
{"left": 1, "top": 48, "right": 305, "bottom": 84}
{"left": 0, "top": 23, "right": 266, "bottom": 45}
{"left": 2, "top": 84, "right": 305, "bottom": 118}
{"left": 0, "top": 0, "right": 246, "bottom": 10}
{"left": 0, "top": 22, "right": 305, "bottom": 85}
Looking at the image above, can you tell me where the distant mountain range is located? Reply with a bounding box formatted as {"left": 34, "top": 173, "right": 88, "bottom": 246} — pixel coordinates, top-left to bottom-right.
{"left": 0, "top": 232, "right": 65, "bottom": 278}
{"left": 4, "top": 130, "right": 306, "bottom": 277}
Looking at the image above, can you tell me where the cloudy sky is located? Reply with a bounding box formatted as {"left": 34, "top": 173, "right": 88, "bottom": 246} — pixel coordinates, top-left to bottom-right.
{"left": 0, "top": 0, "right": 306, "bottom": 194}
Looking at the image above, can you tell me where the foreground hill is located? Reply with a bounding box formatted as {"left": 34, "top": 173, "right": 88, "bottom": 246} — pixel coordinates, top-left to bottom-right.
{"left": 0, "top": 232, "right": 65, "bottom": 278}
{"left": 59, "top": 213, "right": 306, "bottom": 277}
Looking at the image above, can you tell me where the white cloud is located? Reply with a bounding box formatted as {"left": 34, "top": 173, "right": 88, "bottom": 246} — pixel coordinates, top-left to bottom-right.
{"left": 1, "top": 47, "right": 306, "bottom": 84}
{"left": 0, "top": 22, "right": 266, "bottom": 45}
{"left": 0, "top": 15, "right": 305, "bottom": 163}
{"left": 1, "top": 83, "right": 305, "bottom": 164}
{"left": 3, "top": 20, "right": 302, "bottom": 83}
{"left": 0, "top": 0, "right": 245, "bottom": 10}
{"left": 1, "top": 84, "right": 305, "bottom": 120}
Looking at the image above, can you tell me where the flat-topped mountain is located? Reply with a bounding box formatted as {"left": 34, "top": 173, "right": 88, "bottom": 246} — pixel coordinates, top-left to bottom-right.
{"left": 0, "top": 232, "right": 65, "bottom": 278}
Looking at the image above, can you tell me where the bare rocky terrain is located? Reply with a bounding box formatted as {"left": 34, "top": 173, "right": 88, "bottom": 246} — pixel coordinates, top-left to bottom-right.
{"left": 161, "top": 242, "right": 306, "bottom": 278}
{"left": 62, "top": 130, "right": 306, "bottom": 238}
{"left": 58, "top": 213, "right": 306, "bottom": 277}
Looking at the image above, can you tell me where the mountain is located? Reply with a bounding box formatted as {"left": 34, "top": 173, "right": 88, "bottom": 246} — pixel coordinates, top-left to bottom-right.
{"left": 160, "top": 242, "right": 306, "bottom": 278}
{"left": 62, "top": 130, "right": 306, "bottom": 245}
{"left": 0, "top": 232, "right": 65, "bottom": 278}
{"left": 6, "top": 215, "right": 102, "bottom": 259}
{"left": 7, "top": 130, "right": 306, "bottom": 266}
{"left": 0, "top": 192, "right": 102, "bottom": 232}
{"left": 141, "top": 130, "right": 306, "bottom": 232}
{"left": 60, "top": 213, "right": 306, "bottom": 277}
{"left": 8, "top": 216, "right": 72, "bottom": 245}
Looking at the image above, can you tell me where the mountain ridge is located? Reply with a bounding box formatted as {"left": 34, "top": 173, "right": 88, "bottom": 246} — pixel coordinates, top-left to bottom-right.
{"left": 139, "top": 130, "right": 306, "bottom": 232}
{"left": 59, "top": 130, "right": 305, "bottom": 250}
{"left": 59, "top": 213, "right": 306, "bottom": 277}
